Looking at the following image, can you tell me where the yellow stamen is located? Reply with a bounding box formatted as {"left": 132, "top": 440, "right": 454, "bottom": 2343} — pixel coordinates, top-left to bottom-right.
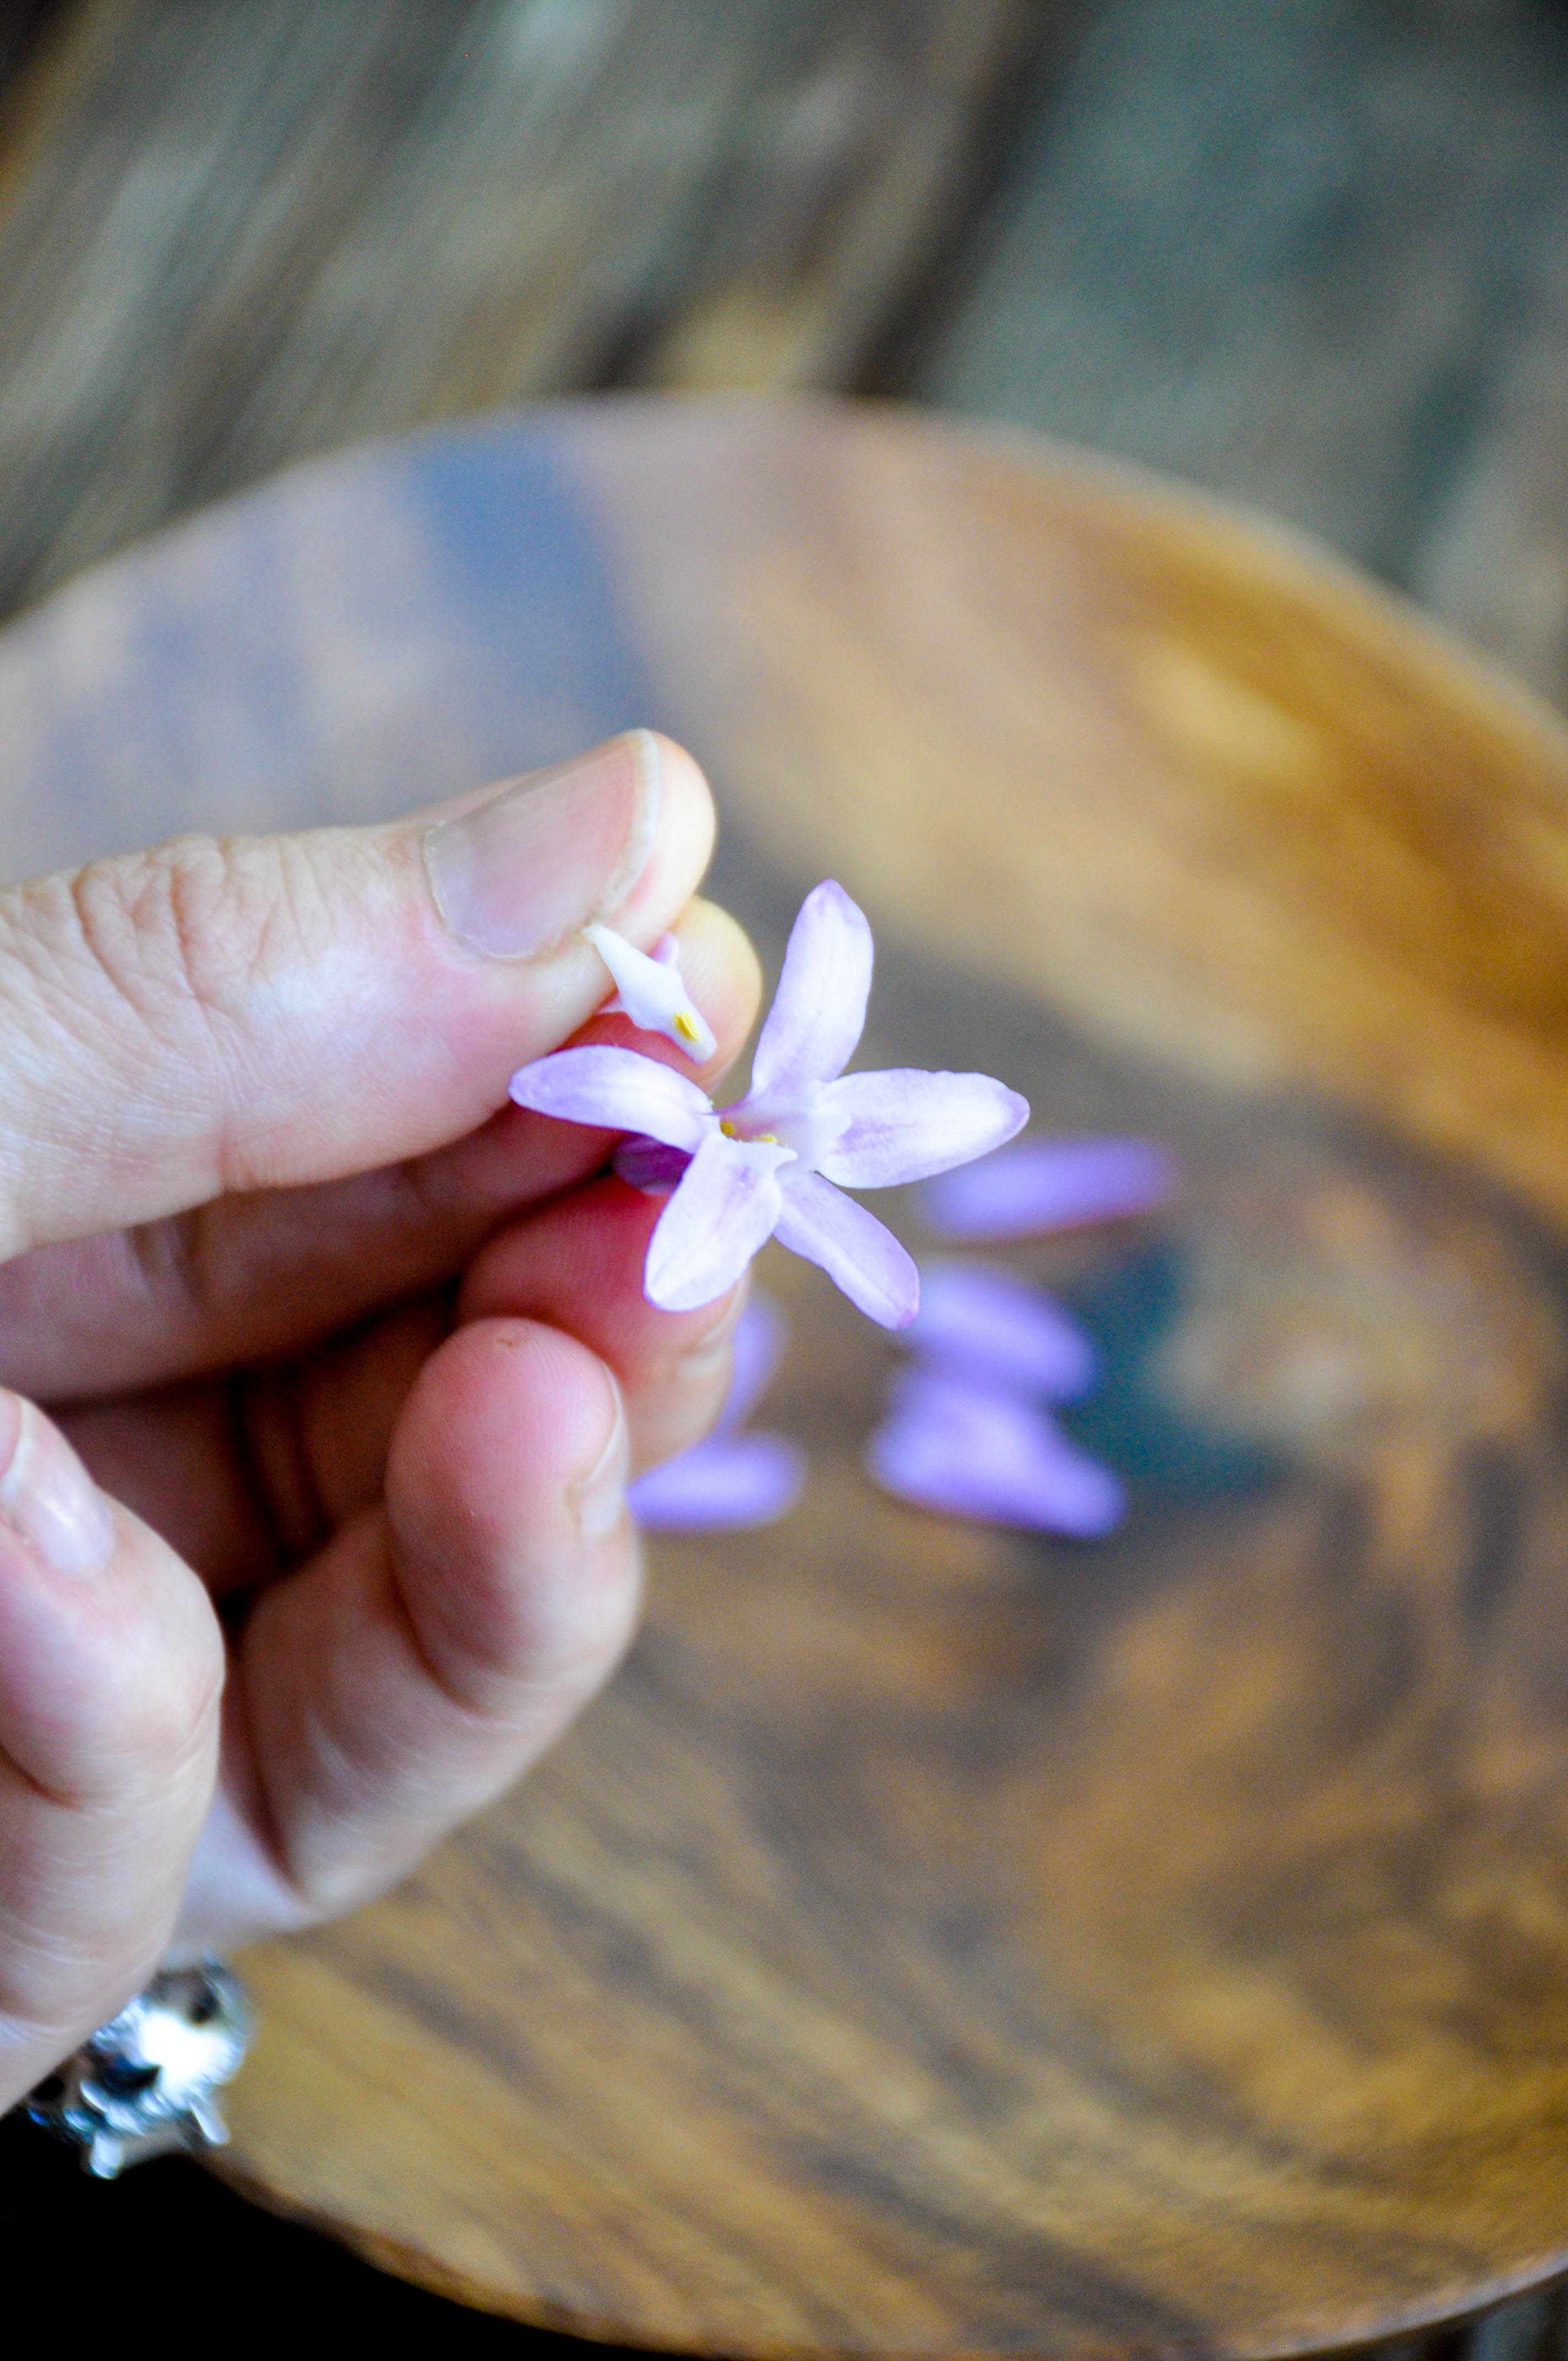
{"left": 720, "top": 1118, "right": 738, "bottom": 1138}
{"left": 673, "top": 1009, "right": 700, "bottom": 1045}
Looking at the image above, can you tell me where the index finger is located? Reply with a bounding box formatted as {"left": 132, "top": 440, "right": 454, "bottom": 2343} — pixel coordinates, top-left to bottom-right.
{"left": 0, "top": 731, "right": 710, "bottom": 1261}
{"left": 0, "top": 899, "right": 761, "bottom": 1403}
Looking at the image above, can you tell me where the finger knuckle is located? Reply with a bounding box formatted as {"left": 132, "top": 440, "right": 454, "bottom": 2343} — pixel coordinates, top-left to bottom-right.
{"left": 8, "top": 831, "right": 340, "bottom": 1063}
{"left": 68, "top": 835, "right": 281, "bottom": 1024}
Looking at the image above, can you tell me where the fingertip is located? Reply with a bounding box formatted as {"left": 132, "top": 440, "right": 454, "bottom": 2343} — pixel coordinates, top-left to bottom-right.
{"left": 456, "top": 1177, "right": 749, "bottom": 1468}
{"left": 0, "top": 1394, "right": 223, "bottom": 1798}
{"left": 391, "top": 1315, "right": 619, "bottom": 1533}
{"left": 670, "top": 897, "right": 764, "bottom": 1089}
{"left": 0, "top": 1389, "right": 115, "bottom": 1580}
{"left": 385, "top": 1318, "right": 640, "bottom": 1710}
{"left": 612, "top": 732, "right": 716, "bottom": 937}
{"left": 650, "top": 731, "right": 716, "bottom": 860}
{"left": 0, "top": 1402, "right": 221, "bottom": 2053}
{"left": 570, "top": 1362, "right": 632, "bottom": 1541}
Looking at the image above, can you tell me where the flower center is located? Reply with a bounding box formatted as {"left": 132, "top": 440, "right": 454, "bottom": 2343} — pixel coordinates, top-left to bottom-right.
{"left": 717, "top": 1126, "right": 796, "bottom": 1178}
{"left": 720, "top": 1081, "right": 848, "bottom": 1176}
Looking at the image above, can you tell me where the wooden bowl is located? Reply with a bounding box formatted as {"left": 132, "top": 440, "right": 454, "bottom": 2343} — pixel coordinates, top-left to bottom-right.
{"left": 5, "top": 398, "right": 1568, "bottom": 2354}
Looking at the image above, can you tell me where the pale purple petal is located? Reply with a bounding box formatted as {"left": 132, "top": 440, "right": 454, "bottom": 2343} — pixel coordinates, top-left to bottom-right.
{"left": 771, "top": 1168, "right": 919, "bottom": 1329}
{"left": 645, "top": 1133, "right": 788, "bottom": 1312}
{"left": 922, "top": 1136, "right": 1177, "bottom": 1239}
{"left": 612, "top": 1136, "right": 693, "bottom": 1195}
{"left": 867, "top": 1370, "right": 1124, "bottom": 1536}
{"left": 629, "top": 1433, "right": 804, "bottom": 1530}
{"left": 908, "top": 1263, "right": 1098, "bottom": 1401}
{"left": 816, "top": 1069, "right": 1029, "bottom": 1189}
{"left": 720, "top": 1291, "right": 790, "bottom": 1433}
{"left": 748, "top": 880, "right": 873, "bottom": 1095}
{"left": 510, "top": 1046, "right": 713, "bottom": 1150}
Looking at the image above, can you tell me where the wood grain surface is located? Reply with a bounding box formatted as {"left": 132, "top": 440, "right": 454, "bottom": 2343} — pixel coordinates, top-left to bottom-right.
{"left": 8, "top": 0, "right": 1568, "bottom": 743}
{"left": 0, "top": 0, "right": 1064, "bottom": 617}
{"left": 5, "top": 398, "right": 1568, "bottom": 2352}
{"left": 914, "top": 0, "right": 1568, "bottom": 694}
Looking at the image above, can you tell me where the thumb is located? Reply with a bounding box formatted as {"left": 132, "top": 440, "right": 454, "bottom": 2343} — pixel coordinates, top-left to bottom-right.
{"left": 0, "top": 730, "right": 712, "bottom": 1258}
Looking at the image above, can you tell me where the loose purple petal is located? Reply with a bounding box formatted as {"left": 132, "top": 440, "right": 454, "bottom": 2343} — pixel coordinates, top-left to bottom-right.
{"left": 720, "top": 1291, "right": 790, "bottom": 1433}
{"left": 628, "top": 1433, "right": 805, "bottom": 1530}
{"left": 867, "top": 1370, "right": 1124, "bottom": 1536}
{"left": 748, "top": 880, "right": 874, "bottom": 1095}
{"left": 629, "top": 1292, "right": 800, "bottom": 1525}
{"left": 816, "top": 1069, "right": 1029, "bottom": 1189}
{"left": 645, "top": 1133, "right": 789, "bottom": 1312}
{"left": 612, "top": 1136, "right": 693, "bottom": 1195}
{"left": 510, "top": 1046, "right": 714, "bottom": 1150}
{"left": 772, "top": 1169, "right": 919, "bottom": 1329}
{"left": 909, "top": 1263, "right": 1098, "bottom": 1401}
{"left": 921, "top": 1136, "right": 1177, "bottom": 1240}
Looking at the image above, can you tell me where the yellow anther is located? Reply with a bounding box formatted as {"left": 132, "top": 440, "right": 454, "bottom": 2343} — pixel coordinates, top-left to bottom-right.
{"left": 720, "top": 1119, "right": 738, "bottom": 1138}
{"left": 674, "top": 1009, "right": 700, "bottom": 1044}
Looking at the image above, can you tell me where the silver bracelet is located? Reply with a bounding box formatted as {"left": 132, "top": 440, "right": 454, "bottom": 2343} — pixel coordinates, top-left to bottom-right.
{"left": 25, "top": 1961, "right": 251, "bottom": 2179}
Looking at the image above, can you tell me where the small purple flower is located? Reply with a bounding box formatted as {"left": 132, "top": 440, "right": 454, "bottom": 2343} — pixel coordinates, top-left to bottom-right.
{"left": 511, "top": 882, "right": 1028, "bottom": 1326}
{"left": 628, "top": 1293, "right": 804, "bottom": 1530}
{"left": 922, "top": 1135, "right": 1175, "bottom": 1241}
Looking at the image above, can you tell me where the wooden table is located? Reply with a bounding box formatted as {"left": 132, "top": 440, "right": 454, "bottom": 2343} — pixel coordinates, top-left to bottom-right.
{"left": 5, "top": 398, "right": 1568, "bottom": 2355}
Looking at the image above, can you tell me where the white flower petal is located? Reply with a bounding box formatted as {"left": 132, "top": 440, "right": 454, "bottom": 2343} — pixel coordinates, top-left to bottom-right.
{"left": 816, "top": 1069, "right": 1029, "bottom": 1188}
{"left": 748, "top": 880, "right": 873, "bottom": 1094}
{"left": 771, "top": 1168, "right": 918, "bottom": 1328}
{"left": 585, "top": 922, "right": 717, "bottom": 1063}
{"left": 509, "top": 1046, "right": 713, "bottom": 1149}
{"left": 645, "top": 1132, "right": 791, "bottom": 1312}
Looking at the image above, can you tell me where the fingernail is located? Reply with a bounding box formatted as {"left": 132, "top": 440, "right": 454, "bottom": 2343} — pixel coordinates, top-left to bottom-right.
{"left": 0, "top": 1394, "right": 115, "bottom": 1578}
{"left": 572, "top": 1377, "right": 630, "bottom": 1541}
{"left": 424, "top": 731, "right": 661, "bottom": 959}
{"left": 674, "top": 1283, "right": 749, "bottom": 1383}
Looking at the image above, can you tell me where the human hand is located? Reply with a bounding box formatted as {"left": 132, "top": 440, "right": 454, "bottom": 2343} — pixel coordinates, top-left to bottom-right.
{"left": 0, "top": 732, "right": 760, "bottom": 2110}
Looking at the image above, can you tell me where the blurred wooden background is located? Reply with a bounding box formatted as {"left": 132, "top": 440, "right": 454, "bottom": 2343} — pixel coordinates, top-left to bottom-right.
{"left": 7, "top": 3, "right": 1568, "bottom": 2352}
{"left": 1, "top": 0, "right": 1568, "bottom": 709}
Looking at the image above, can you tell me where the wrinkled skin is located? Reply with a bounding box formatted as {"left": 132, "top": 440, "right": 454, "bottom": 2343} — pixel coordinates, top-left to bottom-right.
{"left": 0, "top": 733, "right": 761, "bottom": 2112}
